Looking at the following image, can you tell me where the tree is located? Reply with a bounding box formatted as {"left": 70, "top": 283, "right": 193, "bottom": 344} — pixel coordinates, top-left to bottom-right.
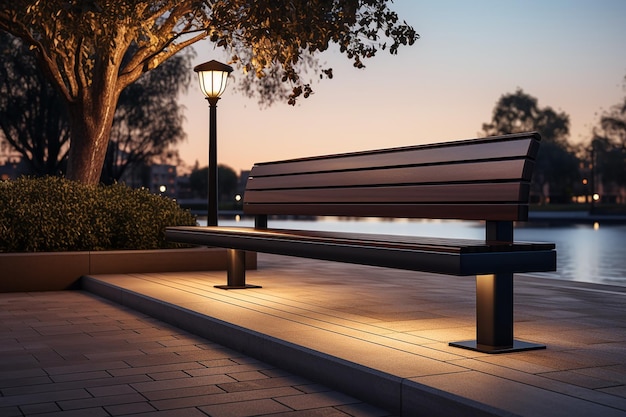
{"left": 0, "top": 31, "right": 69, "bottom": 176}
{"left": 100, "top": 51, "right": 193, "bottom": 184}
{"left": 0, "top": 1, "right": 418, "bottom": 184}
{"left": 189, "top": 166, "right": 208, "bottom": 199}
{"left": 217, "top": 164, "right": 239, "bottom": 203}
{"left": 590, "top": 81, "right": 626, "bottom": 197}
{"left": 0, "top": 31, "right": 192, "bottom": 182}
{"left": 482, "top": 89, "right": 580, "bottom": 203}
{"left": 189, "top": 163, "right": 238, "bottom": 203}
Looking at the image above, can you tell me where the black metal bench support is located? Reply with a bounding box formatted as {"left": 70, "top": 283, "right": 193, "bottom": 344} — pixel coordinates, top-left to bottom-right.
{"left": 449, "top": 221, "right": 545, "bottom": 353}
{"left": 450, "top": 272, "right": 545, "bottom": 353}
{"left": 214, "top": 249, "right": 261, "bottom": 290}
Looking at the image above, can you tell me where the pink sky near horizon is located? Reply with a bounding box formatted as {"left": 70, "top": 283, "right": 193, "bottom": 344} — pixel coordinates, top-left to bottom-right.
{"left": 175, "top": 0, "right": 626, "bottom": 174}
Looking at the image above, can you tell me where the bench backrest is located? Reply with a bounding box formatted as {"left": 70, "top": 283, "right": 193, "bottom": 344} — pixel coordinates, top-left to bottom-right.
{"left": 243, "top": 132, "right": 541, "bottom": 222}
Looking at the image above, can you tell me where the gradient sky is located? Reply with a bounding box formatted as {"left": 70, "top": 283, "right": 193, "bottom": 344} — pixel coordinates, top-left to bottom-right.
{"left": 176, "top": 0, "right": 626, "bottom": 174}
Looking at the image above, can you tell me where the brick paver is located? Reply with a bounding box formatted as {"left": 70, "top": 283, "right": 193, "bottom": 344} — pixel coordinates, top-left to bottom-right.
{"left": 0, "top": 291, "right": 394, "bottom": 417}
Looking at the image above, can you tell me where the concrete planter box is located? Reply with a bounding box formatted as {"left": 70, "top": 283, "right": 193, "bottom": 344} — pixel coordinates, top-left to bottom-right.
{"left": 0, "top": 248, "right": 257, "bottom": 292}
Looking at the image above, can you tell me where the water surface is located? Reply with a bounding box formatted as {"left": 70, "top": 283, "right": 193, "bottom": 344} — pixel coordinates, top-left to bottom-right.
{"left": 217, "top": 216, "right": 626, "bottom": 287}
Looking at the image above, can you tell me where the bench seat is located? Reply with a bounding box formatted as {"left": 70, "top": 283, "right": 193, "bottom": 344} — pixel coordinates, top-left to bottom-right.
{"left": 167, "top": 226, "right": 555, "bottom": 276}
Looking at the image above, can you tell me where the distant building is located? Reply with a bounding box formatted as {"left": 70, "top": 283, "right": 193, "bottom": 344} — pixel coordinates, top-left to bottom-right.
{"left": 175, "top": 173, "right": 194, "bottom": 200}
{"left": 0, "top": 159, "right": 27, "bottom": 180}
{"left": 148, "top": 164, "right": 177, "bottom": 198}
{"left": 0, "top": 140, "right": 27, "bottom": 180}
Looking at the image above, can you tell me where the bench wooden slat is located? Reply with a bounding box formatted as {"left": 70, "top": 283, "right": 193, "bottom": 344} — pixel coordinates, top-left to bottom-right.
{"left": 249, "top": 133, "right": 540, "bottom": 177}
{"left": 243, "top": 133, "right": 540, "bottom": 222}
{"left": 247, "top": 160, "right": 534, "bottom": 190}
{"left": 245, "top": 183, "right": 528, "bottom": 204}
{"left": 243, "top": 202, "right": 527, "bottom": 221}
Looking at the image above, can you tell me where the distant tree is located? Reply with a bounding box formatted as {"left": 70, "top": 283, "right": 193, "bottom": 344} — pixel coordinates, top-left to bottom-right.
{"left": 588, "top": 136, "right": 625, "bottom": 194}
{"left": 482, "top": 89, "right": 580, "bottom": 203}
{"left": 189, "top": 164, "right": 238, "bottom": 203}
{"left": 217, "top": 165, "right": 239, "bottom": 203}
{"left": 0, "top": 31, "right": 69, "bottom": 176}
{"left": 590, "top": 81, "right": 626, "bottom": 196}
{"left": 189, "top": 167, "right": 207, "bottom": 199}
{"left": 0, "top": 1, "right": 418, "bottom": 184}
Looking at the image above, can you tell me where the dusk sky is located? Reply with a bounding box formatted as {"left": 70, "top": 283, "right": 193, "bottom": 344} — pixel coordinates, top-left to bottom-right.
{"left": 177, "top": 0, "right": 626, "bottom": 174}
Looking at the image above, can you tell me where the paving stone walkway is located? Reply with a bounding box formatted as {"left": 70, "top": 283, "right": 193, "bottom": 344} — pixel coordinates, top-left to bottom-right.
{"left": 0, "top": 291, "right": 394, "bottom": 417}
{"left": 4, "top": 253, "right": 626, "bottom": 416}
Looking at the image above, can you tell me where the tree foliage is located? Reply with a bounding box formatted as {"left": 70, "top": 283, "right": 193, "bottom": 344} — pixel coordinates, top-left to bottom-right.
{"left": 0, "top": 1, "right": 418, "bottom": 184}
{"left": 482, "top": 89, "right": 580, "bottom": 203}
{"left": 189, "top": 164, "right": 238, "bottom": 202}
{"left": 101, "top": 51, "right": 193, "bottom": 184}
{"left": 0, "top": 31, "right": 69, "bottom": 176}
{"left": 590, "top": 78, "right": 626, "bottom": 192}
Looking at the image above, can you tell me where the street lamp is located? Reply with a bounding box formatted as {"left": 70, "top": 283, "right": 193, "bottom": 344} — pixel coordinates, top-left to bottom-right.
{"left": 194, "top": 60, "right": 234, "bottom": 226}
{"left": 588, "top": 144, "right": 596, "bottom": 214}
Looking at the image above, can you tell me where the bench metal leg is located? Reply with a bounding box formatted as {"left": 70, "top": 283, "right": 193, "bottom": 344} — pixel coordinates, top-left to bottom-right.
{"left": 214, "top": 249, "right": 262, "bottom": 290}
{"left": 450, "top": 273, "right": 545, "bottom": 353}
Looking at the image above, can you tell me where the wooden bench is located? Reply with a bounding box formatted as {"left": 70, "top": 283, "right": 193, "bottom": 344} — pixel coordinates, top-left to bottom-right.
{"left": 166, "top": 132, "right": 556, "bottom": 353}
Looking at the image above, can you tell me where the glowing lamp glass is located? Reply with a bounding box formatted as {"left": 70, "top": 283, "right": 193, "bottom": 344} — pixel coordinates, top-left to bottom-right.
{"left": 194, "top": 60, "right": 234, "bottom": 99}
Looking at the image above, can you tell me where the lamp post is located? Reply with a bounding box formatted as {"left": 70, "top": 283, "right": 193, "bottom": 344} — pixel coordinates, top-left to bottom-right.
{"left": 194, "top": 60, "right": 234, "bottom": 226}
{"left": 589, "top": 143, "right": 596, "bottom": 214}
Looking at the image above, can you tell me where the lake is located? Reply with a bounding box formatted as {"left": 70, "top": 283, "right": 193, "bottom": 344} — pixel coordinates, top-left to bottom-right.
{"left": 212, "top": 216, "right": 626, "bottom": 287}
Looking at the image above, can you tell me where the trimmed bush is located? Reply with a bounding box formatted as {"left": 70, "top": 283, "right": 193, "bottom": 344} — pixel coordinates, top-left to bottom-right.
{"left": 0, "top": 177, "right": 197, "bottom": 252}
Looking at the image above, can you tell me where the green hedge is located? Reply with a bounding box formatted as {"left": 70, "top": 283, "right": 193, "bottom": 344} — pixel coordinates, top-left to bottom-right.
{"left": 0, "top": 177, "right": 197, "bottom": 252}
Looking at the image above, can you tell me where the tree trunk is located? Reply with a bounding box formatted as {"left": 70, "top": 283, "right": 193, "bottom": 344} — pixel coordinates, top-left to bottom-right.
{"left": 65, "top": 90, "right": 119, "bottom": 184}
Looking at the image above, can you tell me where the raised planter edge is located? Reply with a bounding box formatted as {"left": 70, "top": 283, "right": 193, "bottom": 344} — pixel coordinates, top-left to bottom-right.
{"left": 0, "top": 248, "right": 257, "bottom": 293}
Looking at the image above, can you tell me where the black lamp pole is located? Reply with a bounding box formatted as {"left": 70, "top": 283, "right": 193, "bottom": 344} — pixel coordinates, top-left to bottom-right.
{"left": 193, "top": 59, "right": 233, "bottom": 227}
{"left": 207, "top": 96, "right": 219, "bottom": 226}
